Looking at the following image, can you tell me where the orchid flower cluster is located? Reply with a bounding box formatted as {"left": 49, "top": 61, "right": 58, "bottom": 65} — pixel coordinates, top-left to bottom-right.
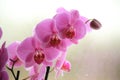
{"left": 0, "top": 8, "right": 101, "bottom": 80}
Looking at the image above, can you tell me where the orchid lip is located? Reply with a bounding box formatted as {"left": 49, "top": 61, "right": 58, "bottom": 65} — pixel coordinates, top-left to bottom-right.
{"left": 64, "top": 26, "right": 75, "bottom": 39}
{"left": 34, "top": 50, "right": 45, "bottom": 64}
{"left": 49, "top": 34, "right": 61, "bottom": 47}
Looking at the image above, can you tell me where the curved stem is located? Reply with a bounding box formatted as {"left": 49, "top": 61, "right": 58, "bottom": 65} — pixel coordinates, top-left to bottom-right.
{"left": 85, "top": 19, "right": 93, "bottom": 24}
{"left": 6, "top": 59, "right": 20, "bottom": 80}
{"left": 6, "top": 66, "right": 16, "bottom": 79}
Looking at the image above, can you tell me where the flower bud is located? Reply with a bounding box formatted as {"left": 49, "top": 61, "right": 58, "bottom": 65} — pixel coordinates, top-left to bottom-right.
{"left": 61, "top": 60, "right": 71, "bottom": 72}
{"left": 90, "top": 19, "right": 102, "bottom": 30}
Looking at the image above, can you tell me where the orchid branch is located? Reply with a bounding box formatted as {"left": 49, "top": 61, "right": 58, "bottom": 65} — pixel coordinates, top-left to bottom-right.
{"left": 45, "top": 66, "right": 50, "bottom": 80}
{"left": 6, "top": 59, "right": 20, "bottom": 80}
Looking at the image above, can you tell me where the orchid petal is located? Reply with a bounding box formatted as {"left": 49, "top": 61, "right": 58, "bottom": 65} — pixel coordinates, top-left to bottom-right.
{"left": 38, "top": 64, "right": 46, "bottom": 80}
{"left": 56, "top": 7, "right": 67, "bottom": 13}
{"left": 44, "top": 47, "right": 60, "bottom": 61}
{"left": 73, "top": 19, "right": 86, "bottom": 40}
{"left": 35, "top": 19, "right": 55, "bottom": 43}
{"left": 0, "top": 70, "right": 9, "bottom": 80}
{"left": 31, "top": 36, "right": 42, "bottom": 49}
{"left": 80, "top": 16, "right": 92, "bottom": 32}
{"left": 7, "top": 41, "right": 23, "bottom": 67}
{"left": 54, "top": 12, "right": 70, "bottom": 32}
{"left": 42, "top": 60, "right": 53, "bottom": 66}
{"left": 55, "top": 69, "right": 63, "bottom": 78}
{"left": 61, "top": 60, "right": 71, "bottom": 72}
{"left": 55, "top": 52, "right": 67, "bottom": 69}
{"left": 17, "top": 37, "right": 35, "bottom": 67}
{"left": 29, "top": 64, "right": 39, "bottom": 80}
{"left": 57, "top": 39, "right": 72, "bottom": 52}
{"left": 25, "top": 52, "right": 35, "bottom": 67}
{"left": 0, "top": 42, "right": 8, "bottom": 71}
{"left": 70, "top": 10, "right": 80, "bottom": 24}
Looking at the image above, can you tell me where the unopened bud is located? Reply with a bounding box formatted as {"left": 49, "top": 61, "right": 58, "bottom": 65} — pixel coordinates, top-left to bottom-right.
{"left": 90, "top": 19, "right": 102, "bottom": 30}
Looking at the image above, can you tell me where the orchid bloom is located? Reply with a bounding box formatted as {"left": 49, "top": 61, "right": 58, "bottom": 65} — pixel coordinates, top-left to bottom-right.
{"left": 54, "top": 8, "right": 86, "bottom": 44}
{"left": 17, "top": 36, "right": 60, "bottom": 68}
{"left": 7, "top": 41, "right": 23, "bottom": 67}
{"left": 0, "top": 42, "right": 9, "bottom": 80}
{"left": 35, "top": 19, "right": 71, "bottom": 51}
{"left": 55, "top": 58, "right": 71, "bottom": 77}
{"left": 61, "top": 60, "right": 71, "bottom": 72}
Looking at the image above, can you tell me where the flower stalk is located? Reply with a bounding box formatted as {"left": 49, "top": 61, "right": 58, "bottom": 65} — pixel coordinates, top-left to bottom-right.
{"left": 45, "top": 66, "right": 50, "bottom": 80}
{"left": 6, "top": 59, "right": 20, "bottom": 80}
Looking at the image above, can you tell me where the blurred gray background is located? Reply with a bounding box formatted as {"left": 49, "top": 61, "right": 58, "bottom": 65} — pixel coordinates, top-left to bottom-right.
{"left": 0, "top": 0, "right": 120, "bottom": 80}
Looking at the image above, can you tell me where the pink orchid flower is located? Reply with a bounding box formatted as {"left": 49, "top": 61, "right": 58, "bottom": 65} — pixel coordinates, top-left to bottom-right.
{"left": 61, "top": 60, "right": 71, "bottom": 72}
{"left": 0, "top": 42, "right": 9, "bottom": 80}
{"left": 17, "top": 36, "right": 60, "bottom": 68}
{"left": 7, "top": 41, "right": 23, "bottom": 67}
{"left": 35, "top": 19, "right": 72, "bottom": 51}
{"left": 55, "top": 59, "right": 71, "bottom": 77}
{"left": 54, "top": 8, "right": 86, "bottom": 44}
